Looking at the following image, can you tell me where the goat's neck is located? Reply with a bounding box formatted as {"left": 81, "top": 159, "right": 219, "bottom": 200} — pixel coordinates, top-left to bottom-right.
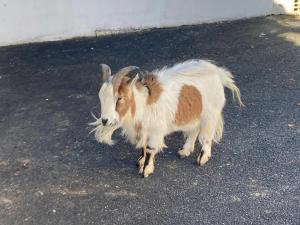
{"left": 122, "top": 91, "right": 145, "bottom": 126}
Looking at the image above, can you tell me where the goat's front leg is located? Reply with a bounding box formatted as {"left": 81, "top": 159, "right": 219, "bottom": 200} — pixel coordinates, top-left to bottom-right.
{"left": 137, "top": 145, "right": 147, "bottom": 174}
{"left": 141, "top": 133, "right": 164, "bottom": 177}
{"left": 143, "top": 147, "right": 157, "bottom": 178}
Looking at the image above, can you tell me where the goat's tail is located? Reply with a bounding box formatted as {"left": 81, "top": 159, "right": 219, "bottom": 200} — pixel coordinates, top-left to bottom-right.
{"left": 218, "top": 68, "right": 244, "bottom": 107}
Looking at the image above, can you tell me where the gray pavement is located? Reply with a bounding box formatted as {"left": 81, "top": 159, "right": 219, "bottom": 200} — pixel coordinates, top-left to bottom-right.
{"left": 0, "top": 15, "right": 299, "bottom": 225}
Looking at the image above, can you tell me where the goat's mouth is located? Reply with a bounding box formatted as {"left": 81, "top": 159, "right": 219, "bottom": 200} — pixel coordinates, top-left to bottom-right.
{"left": 89, "top": 113, "right": 118, "bottom": 127}
{"left": 89, "top": 112, "right": 120, "bottom": 145}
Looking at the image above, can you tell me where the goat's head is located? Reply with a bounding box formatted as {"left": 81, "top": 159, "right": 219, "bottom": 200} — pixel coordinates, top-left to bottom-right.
{"left": 97, "top": 64, "right": 148, "bottom": 126}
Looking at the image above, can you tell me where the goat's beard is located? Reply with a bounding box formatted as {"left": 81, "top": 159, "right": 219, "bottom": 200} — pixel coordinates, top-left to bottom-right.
{"left": 89, "top": 113, "right": 120, "bottom": 145}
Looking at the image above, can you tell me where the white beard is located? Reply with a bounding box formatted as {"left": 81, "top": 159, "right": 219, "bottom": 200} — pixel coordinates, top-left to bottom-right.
{"left": 89, "top": 113, "right": 120, "bottom": 145}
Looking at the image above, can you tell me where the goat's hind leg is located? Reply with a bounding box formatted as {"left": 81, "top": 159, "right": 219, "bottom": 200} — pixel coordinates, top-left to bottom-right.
{"left": 178, "top": 129, "right": 200, "bottom": 158}
{"left": 197, "top": 114, "right": 223, "bottom": 166}
{"left": 197, "top": 139, "right": 212, "bottom": 166}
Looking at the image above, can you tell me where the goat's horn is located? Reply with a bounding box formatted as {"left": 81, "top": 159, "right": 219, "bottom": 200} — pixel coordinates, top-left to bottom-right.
{"left": 112, "top": 66, "right": 139, "bottom": 89}
{"left": 116, "top": 66, "right": 139, "bottom": 77}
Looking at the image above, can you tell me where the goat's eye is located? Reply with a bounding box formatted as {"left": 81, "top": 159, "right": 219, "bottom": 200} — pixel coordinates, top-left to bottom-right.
{"left": 117, "top": 97, "right": 124, "bottom": 104}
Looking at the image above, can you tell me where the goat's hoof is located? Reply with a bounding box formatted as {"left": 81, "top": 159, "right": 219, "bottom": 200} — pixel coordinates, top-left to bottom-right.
{"left": 178, "top": 148, "right": 191, "bottom": 158}
{"left": 136, "top": 154, "right": 143, "bottom": 167}
{"left": 137, "top": 156, "right": 145, "bottom": 168}
{"left": 138, "top": 166, "right": 144, "bottom": 174}
{"left": 143, "top": 172, "right": 152, "bottom": 178}
{"left": 197, "top": 151, "right": 210, "bottom": 166}
{"left": 143, "top": 164, "right": 154, "bottom": 178}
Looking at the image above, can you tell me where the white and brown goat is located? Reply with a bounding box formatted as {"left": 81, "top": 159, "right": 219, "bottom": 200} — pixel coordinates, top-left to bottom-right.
{"left": 91, "top": 60, "right": 243, "bottom": 177}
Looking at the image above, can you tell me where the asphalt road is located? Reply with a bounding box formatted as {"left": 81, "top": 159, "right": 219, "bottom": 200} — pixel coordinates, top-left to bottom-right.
{"left": 0, "top": 15, "right": 299, "bottom": 225}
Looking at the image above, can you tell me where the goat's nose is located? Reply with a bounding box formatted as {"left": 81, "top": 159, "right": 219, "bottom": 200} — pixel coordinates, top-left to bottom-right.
{"left": 101, "top": 118, "right": 108, "bottom": 126}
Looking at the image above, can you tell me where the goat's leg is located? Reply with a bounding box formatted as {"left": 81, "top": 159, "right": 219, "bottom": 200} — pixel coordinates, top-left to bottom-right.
{"left": 178, "top": 129, "right": 200, "bottom": 158}
{"left": 142, "top": 134, "right": 165, "bottom": 177}
{"left": 137, "top": 145, "right": 147, "bottom": 174}
{"left": 197, "top": 115, "right": 220, "bottom": 166}
{"left": 143, "top": 148, "right": 157, "bottom": 178}
{"left": 197, "top": 139, "right": 212, "bottom": 166}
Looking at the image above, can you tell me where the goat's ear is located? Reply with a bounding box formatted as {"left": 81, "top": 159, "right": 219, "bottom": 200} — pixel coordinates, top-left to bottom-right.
{"left": 100, "top": 64, "right": 111, "bottom": 82}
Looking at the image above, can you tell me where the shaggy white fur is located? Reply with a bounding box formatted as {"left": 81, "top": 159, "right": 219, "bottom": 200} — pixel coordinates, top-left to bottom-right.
{"left": 91, "top": 60, "right": 243, "bottom": 177}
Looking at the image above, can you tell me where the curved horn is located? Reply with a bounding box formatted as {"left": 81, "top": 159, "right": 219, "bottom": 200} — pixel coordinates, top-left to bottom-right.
{"left": 112, "top": 66, "right": 139, "bottom": 90}
{"left": 115, "top": 66, "right": 139, "bottom": 77}
{"left": 125, "top": 68, "right": 142, "bottom": 81}
{"left": 100, "top": 64, "right": 111, "bottom": 82}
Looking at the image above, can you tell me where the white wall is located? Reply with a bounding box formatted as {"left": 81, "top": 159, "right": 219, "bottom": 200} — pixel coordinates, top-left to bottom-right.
{"left": 272, "top": 0, "right": 295, "bottom": 14}
{"left": 0, "top": 0, "right": 273, "bottom": 46}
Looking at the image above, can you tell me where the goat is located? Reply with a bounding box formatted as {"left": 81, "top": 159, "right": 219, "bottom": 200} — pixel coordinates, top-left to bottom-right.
{"left": 90, "top": 60, "right": 243, "bottom": 177}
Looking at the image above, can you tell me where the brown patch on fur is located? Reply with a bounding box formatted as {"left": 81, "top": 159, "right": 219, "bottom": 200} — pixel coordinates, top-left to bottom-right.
{"left": 113, "top": 76, "right": 128, "bottom": 94}
{"left": 116, "top": 79, "right": 136, "bottom": 119}
{"left": 112, "top": 80, "right": 120, "bottom": 94}
{"left": 174, "top": 85, "right": 202, "bottom": 126}
{"left": 143, "top": 74, "right": 162, "bottom": 105}
{"left": 135, "top": 81, "right": 144, "bottom": 90}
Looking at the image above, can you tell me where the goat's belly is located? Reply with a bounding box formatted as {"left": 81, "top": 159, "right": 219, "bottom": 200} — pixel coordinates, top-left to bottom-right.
{"left": 170, "top": 119, "right": 201, "bottom": 133}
